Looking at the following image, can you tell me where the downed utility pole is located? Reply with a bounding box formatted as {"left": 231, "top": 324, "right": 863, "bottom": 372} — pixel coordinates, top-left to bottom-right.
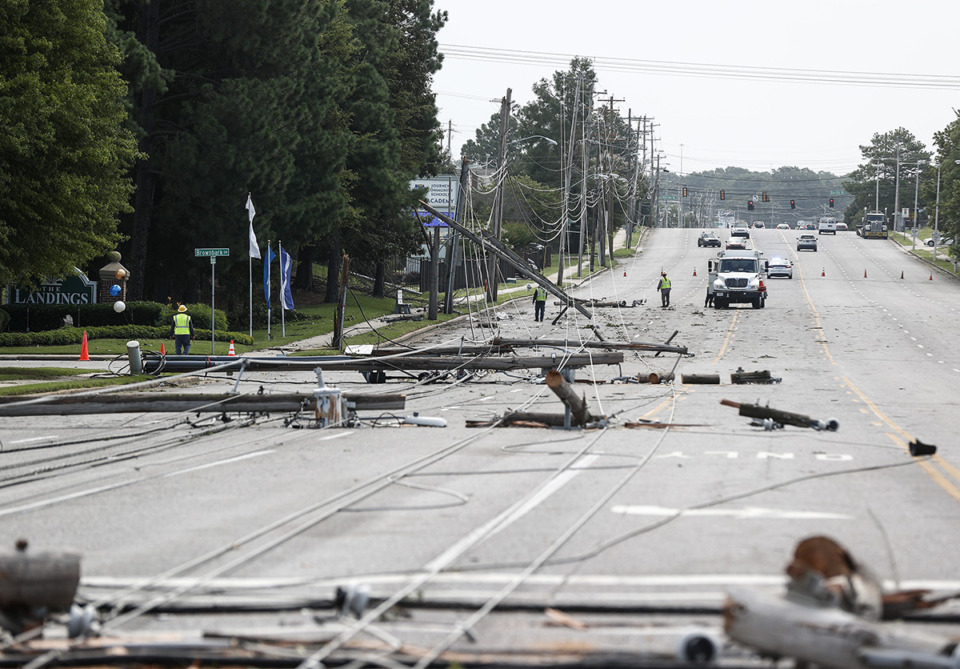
{"left": 141, "top": 353, "right": 623, "bottom": 375}
{"left": 466, "top": 370, "right": 602, "bottom": 429}
{"left": 731, "top": 369, "right": 781, "bottom": 384}
{"left": 417, "top": 201, "right": 592, "bottom": 320}
{"left": 491, "top": 336, "right": 691, "bottom": 356}
{"left": 721, "top": 399, "right": 839, "bottom": 431}
{"left": 0, "top": 392, "right": 405, "bottom": 417}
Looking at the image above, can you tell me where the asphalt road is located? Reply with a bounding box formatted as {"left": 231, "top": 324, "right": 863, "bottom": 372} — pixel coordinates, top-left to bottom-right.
{"left": 2, "top": 227, "right": 959, "bottom": 666}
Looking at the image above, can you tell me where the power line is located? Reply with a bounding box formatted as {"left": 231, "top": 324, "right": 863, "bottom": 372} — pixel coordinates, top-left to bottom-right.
{"left": 440, "top": 44, "right": 960, "bottom": 90}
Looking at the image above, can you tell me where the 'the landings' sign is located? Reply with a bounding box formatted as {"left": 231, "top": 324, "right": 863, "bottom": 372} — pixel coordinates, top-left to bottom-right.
{"left": 6, "top": 273, "right": 98, "bottom": 305}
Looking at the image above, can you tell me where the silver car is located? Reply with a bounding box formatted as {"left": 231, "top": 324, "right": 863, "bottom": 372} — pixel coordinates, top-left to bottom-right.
{"left": 797, "top": 234, "right": 818, "bottom": 251}
{"left": 767, "top": 257, "right": 793, "bottom": 278}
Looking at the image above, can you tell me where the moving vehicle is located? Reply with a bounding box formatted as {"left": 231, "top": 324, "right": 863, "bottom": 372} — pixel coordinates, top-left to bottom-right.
{"left": 836, "top": 222, "right": 848, "bottom": 231}
{"left": 731, "top": 226, "right": 751, "bottom": 238}
{"left": 818, "top": 216, "right": 837, "bottom": 234}
{"left": 726, "top": 238, "right": 747, "bottom": 250}
{"left": 776, "top": 223, "right": 790, "bottom": 230}
{"left": 767, "top": 257, "right": 793, "bottom": 279}
{"left": 708, "top": 249, "right": 767, "bottom": 309}
{"left": 753, "top": 221, "right": 765, "bottom": 229}
{"left": 858, "top": 212, "right": 888, "bottom": 239}
{"left": 698, "top": 231, "right": 721, "bottom": 247}
{"left": 797, "top": 234, "right": 818, "bottom": 251}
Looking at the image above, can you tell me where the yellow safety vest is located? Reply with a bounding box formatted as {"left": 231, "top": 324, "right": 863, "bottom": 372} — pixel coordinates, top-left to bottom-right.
{"left": 173, "top": 313, "right": 192, "bottom": 335}
{"left": 534, "top": 287, "right": 547, "bottom": 302}
{"left": 659, "top": 277, "right": 671, "bottom": 290}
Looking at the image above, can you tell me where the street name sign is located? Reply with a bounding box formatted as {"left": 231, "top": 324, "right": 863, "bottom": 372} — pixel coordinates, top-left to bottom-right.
{"left": 195, "top": 248, "right": 230, "bottom": 257}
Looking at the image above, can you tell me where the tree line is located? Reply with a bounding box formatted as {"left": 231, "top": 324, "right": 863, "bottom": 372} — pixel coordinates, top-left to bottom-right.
{"left": 1, "top": 0, "right": 448, "bottom": 312}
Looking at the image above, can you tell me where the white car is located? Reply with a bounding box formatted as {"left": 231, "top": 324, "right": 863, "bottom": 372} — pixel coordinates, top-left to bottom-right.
{"left": 767, "top": 257, "right": 793, "bottom": 279}
{"left": 731, "top": 227, "right": 751, "bottom": 238}
{"left": 776, "top": 223, "right": 790, "bottom": 230}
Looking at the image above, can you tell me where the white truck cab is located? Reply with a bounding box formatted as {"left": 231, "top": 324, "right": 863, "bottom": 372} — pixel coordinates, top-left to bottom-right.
{"left": 708, "top": 249, "right": 767, "bottom": 309}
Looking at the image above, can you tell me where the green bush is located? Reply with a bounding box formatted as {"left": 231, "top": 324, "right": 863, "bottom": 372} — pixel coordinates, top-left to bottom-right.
{"left": 228, "top": 301, "right": 311, "bottom": 330}
{"left": 3, "top": 302, "right": 166, "bottom": 331}
{"left": 0, "top": 309, "right": 9, "bottom": 333}
{"left": 159, "top": 303, "right": 228, "bottom": 331}
{"left": 0, "top": 326, "right": 253, "bottom": 348}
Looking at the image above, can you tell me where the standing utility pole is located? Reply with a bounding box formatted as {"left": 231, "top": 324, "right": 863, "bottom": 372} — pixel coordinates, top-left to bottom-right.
{"left": 557, "top": 75, "right": 582, "bottom": 288}
{"left": 488, "top": 89, "right": 512, "bottom": 303}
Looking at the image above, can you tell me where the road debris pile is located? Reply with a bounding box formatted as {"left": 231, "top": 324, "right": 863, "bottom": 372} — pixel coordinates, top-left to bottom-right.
{"left": 725, "top": 535, "right": 960, "bottom": 667}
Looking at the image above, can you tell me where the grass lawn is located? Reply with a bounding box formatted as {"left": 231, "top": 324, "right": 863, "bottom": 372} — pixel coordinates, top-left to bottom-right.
{"left": 0, "top": 374, "right": 155, "bottom": 396}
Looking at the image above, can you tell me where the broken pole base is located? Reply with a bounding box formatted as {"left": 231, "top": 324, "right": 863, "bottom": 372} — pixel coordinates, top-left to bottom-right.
{"left": 681, "top": 373, "right": 720, "bottom": 384}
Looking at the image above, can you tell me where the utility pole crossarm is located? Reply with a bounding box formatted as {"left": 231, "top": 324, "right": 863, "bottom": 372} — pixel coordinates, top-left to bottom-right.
{"left": 417, "top": 201, "right": 593, "bottom": 320}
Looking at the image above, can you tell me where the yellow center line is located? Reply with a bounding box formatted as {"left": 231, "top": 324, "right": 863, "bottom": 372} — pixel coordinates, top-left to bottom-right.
{"left": 712, "top": 311, "right": 739, "bottom": 364}
{"left": 887, "top": 433, "right": 960, "bottom": 504}
{"left": 796, "top": 264, "right": 836, "bottom": 366}
{"left": 844, "top": 377, "right": 960, "bottom": 501}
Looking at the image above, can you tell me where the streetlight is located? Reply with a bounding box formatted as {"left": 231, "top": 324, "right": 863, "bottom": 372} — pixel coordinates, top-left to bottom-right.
{"left": 911, "top": 161, "right": 924, "bottom": 250}
{"left": 508, "top": 135, "right": 558, "bottom": 147}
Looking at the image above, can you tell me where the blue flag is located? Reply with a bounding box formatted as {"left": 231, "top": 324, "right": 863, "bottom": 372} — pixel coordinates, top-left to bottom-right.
{"left": 279, "top": 243, "right": 294, "bottom": 310}
{"left": 263, "top": 244, "right": 276, "bottom": 309}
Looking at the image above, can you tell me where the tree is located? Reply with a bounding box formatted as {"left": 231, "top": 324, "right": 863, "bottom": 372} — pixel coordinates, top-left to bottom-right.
{"left": 930, "top": 113, "right": 960, "bottom": 247}
{"left": 109, "top": 0, "right": 355, "bottom": 303}
{"left": 0, "top": 0, "right": 138, "bottom": 285}
{"left": 842, "top": 128, "right": 929, "bottom": 225}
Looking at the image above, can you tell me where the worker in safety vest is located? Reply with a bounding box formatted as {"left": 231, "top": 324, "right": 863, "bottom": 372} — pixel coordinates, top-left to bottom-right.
{"left": 532, "top": 286, "right": 547, "bottom": 322}
{"left": 169, "top": 304, "right": 195, "bottom": 354}
{"left": 657, "top": 271, "right": 672, "bottom": 308}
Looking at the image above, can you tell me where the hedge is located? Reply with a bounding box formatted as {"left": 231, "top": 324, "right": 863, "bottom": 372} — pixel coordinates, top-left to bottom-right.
{"left": 1, "top": 301, "right": 231, "bottom": 334}
{"left": 0, "top": 326, "right": 253, "bottom": 348}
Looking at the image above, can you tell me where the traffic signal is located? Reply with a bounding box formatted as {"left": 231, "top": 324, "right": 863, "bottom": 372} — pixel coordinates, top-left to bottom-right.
{"left": 790, "top": 200, "right": 796, "bottom": 210}
{"left": 682, "top": 186, "right": 688, "bottom": 197}
{"left": 747, "top": 200, "right": 755, "bottom": 211}
{"left": 829, "top": 198, "right": 835, "bottom": 208}
{"left": 720, "top": 189, "right": 725, "bottom": 200}
{"left": 762, "top": 192, "right": 769, "bottom": 203}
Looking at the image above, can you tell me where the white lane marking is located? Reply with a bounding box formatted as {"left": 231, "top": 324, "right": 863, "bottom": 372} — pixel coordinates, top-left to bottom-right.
{"left": 9, "top": 436, "right": 58, "bottom": 444}
{"left": 320, "top": 431, "right": 353, "bottom": 441}
{"left": 611, "top": 505, "right": 852, "bottom": 520}
{"left": 478, "top": 396, "right": 493, "bottom": 402}
{"left": 163, "top": 450, "right": 274, "bottom": 477}
{"left": 0, "top": 450, "right": 277, "bottom": 517}
{"left": 424, "top": 454, "right": 599, "bottom": 572}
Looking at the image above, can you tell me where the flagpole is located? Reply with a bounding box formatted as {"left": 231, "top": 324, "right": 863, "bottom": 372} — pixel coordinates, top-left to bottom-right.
{"left": 280, "top": 240, "right": 286, "bottom": 338}
{"left": 249, "top": 255, "right": 253, "bottom": 337}
{"left": 267, "top": 239, "right": 272, "bottom": 340}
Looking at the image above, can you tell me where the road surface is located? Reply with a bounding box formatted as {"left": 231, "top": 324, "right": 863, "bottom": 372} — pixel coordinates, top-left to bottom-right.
{"left": 2, "top": 227, "right": 958, "bottom": 666}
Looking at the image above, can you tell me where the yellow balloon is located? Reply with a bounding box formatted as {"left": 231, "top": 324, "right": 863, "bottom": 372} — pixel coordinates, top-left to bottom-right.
{"left": 115, "top": 268, "right": 127, "bottom": 280}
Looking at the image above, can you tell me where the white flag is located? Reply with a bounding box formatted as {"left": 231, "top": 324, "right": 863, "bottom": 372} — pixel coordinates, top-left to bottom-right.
{"left": 247, "top": 193, "right": 260, "bottom": 259}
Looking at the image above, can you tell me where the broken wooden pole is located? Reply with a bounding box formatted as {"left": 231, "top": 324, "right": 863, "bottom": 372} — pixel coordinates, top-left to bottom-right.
{"left": 731, "top": 369, "right": 779, "bottom": 384}
{"left": 0, "top": 540, "right": 80, "bottom": 634}
{"left": 0, "top": 392, "right": 406, "bottom": 416}
{"left": 648, "top": 370, "right": 675, "bottom": 384}
{"left": 654, "top": 330, "right": 679, "bottom": 357}
{"left": 681, "top": 373, "right": 720, "bottom": 384}
{"left": 545, "top": 370, "right": 594, "bottom": 426}
{"left": 721, "top": 399, "right": 838, "bottom": 431}
{"left": 467, "top": 412, "right": 570, "bottom": 428}
{"left": 491, "top": 337, "right": 690, "bottom": 356}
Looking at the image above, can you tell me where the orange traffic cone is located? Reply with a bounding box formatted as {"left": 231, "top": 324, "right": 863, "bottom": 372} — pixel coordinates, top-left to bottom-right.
{"left": 228, "top": 340, "right": 236, "bottom": 356}
{"left": 623, "top": 270, "right": 627, "bottom": 277}
{"left": 821, "top": 268, "right": 825, "bottom": 277}
{"left": 864, "top": 269, "right": 867, "bottom": 278}
{"left": 930, "top": 273, "right": 933, "bottom": 281}
{"left": 160, "top": 342, "right": 166, "bottom": 356}
{"left": 78, "top": 330, "right": 90, "bottom": 361}
{"left": 900, "top": 270, "right": 904, "bottom": 280}
{"left": 693, "top": 267, "right": 697, "bottom": 276}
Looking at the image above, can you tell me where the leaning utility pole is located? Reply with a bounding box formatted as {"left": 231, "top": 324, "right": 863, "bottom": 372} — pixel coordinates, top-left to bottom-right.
{"left": 487, "top": 88, "right": 512, "bottom": 303}
{"left": 444, "top": 157, "right": 471, "bottom": 314}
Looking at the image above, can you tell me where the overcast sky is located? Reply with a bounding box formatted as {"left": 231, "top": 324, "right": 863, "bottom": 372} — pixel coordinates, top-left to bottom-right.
{"left": 431, "top": 0, "right": 960, "bottom": 177}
